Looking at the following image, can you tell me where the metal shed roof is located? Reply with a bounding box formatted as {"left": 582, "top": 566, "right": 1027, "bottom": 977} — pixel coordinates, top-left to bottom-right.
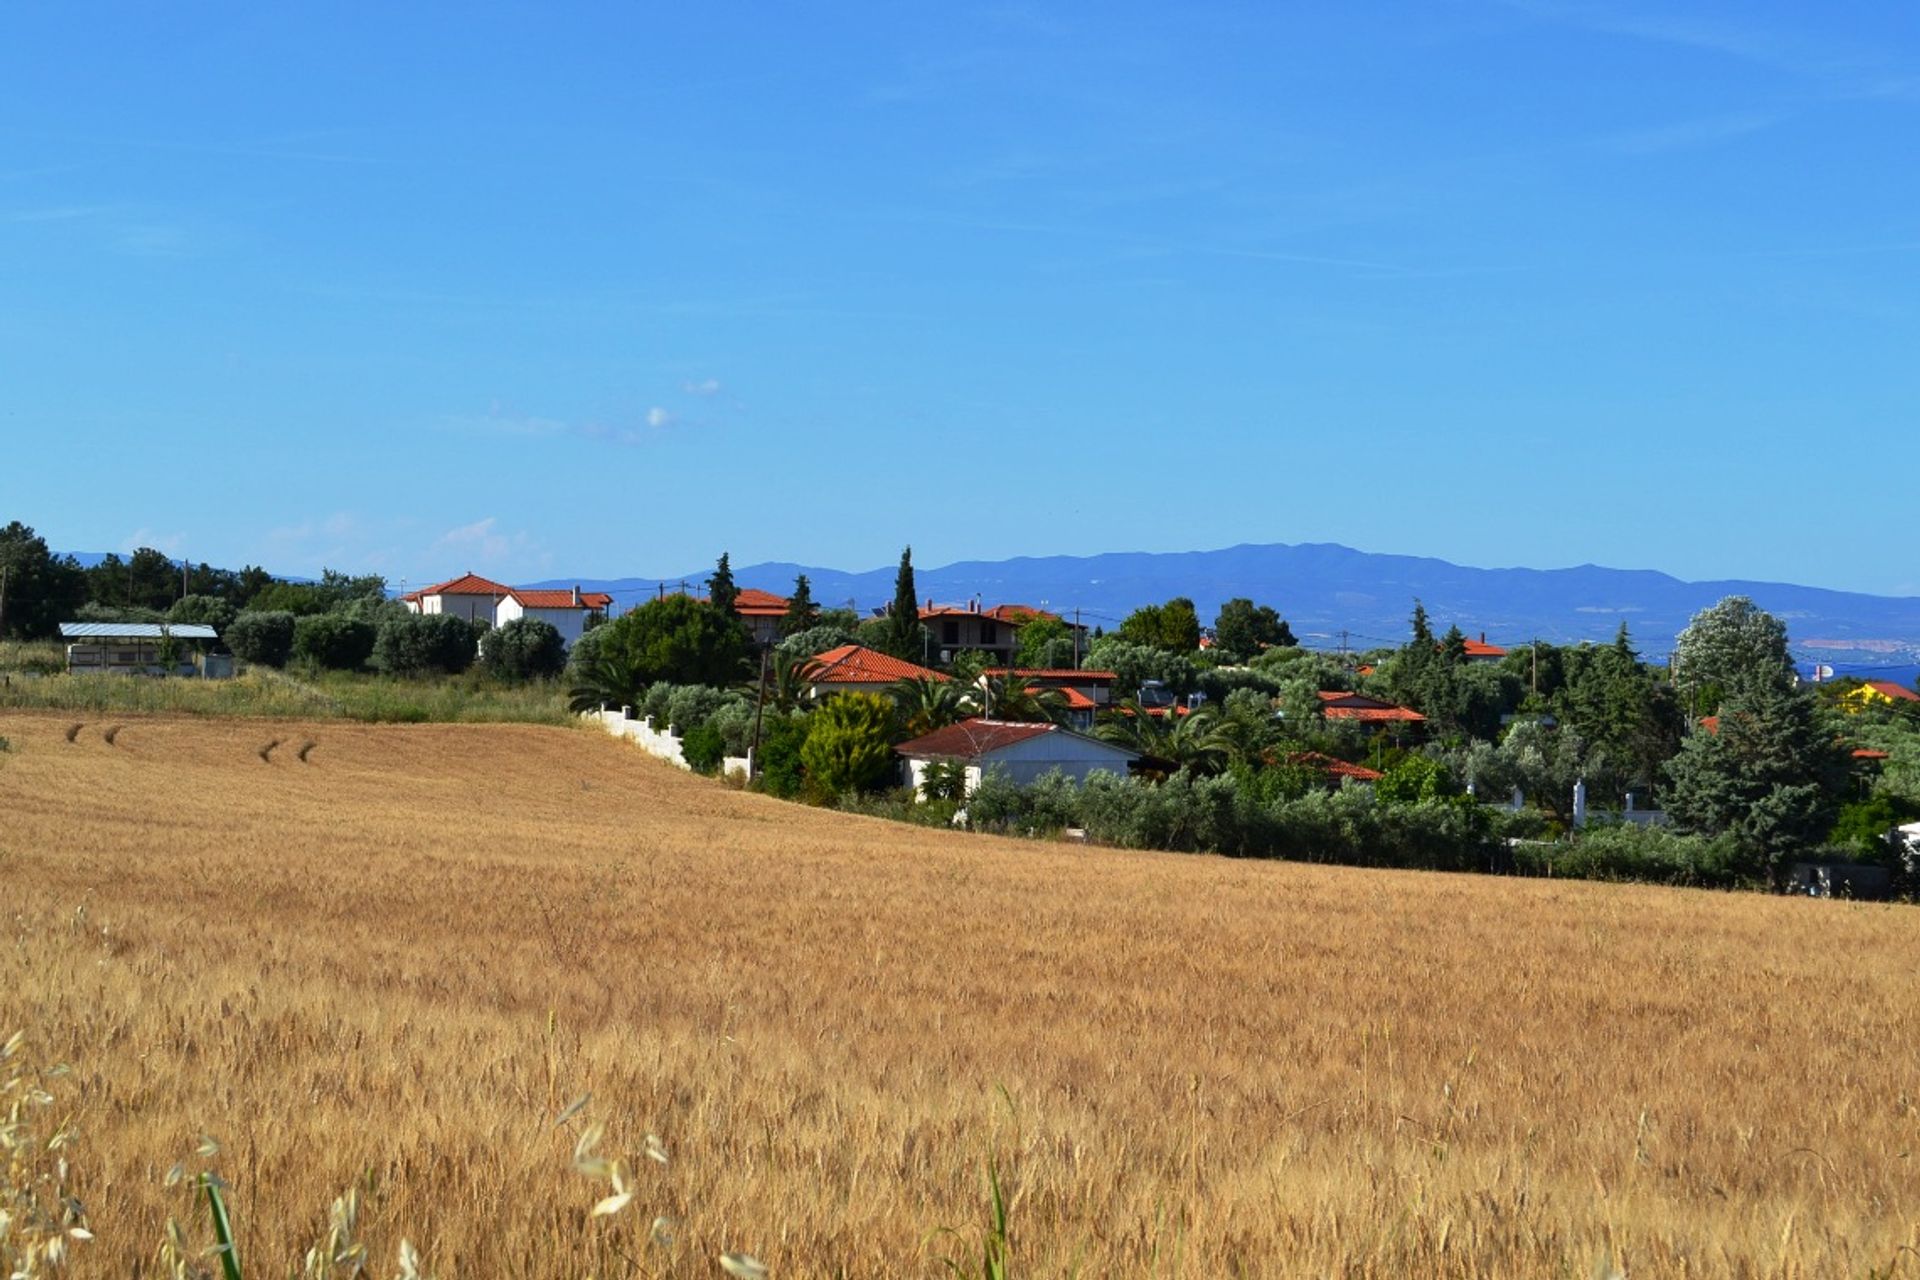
{"left": 58, "top": 622, "right": 219, "bottom": 640}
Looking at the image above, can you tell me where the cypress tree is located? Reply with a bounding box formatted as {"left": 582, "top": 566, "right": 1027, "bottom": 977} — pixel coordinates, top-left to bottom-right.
{"left": 781, "top": 573, "right": 819, "bottom": 637}
{"left": 707, "top": 552, "right": 739, "bottom": 616}
{"left": 885, "top": 546, "right": 920, "bottom": 660}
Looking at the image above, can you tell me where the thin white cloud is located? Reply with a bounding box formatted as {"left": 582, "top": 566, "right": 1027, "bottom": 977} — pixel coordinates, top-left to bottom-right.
{"left": 1598, "top": 111, "right": 1780, "bottom": 155}
{"left": 683, "top": 377, "right": 723, "bottom": 396}
{"left": 1495, "top": 0, "right": 1919, "bottom": 100}
{"left": 3, "top": 204, "right": 117, "bottom": 224}
{"left": 122, "top": 527, "right": 187, "bottom": 556}
{"left": 432, "top": 516, "right": 534, "bottom": 564}
{"left": 646, "top": 406, "right": 675, "bottom": 428}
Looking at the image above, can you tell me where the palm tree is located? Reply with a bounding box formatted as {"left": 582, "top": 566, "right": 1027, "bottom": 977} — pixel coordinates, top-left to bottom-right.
{"left": 1098, "top": 700, "right": 1230, "bottom": 776}
{"left": 977, "top": 671, "right": 1069, "bottom": 724}
{"left": 567, "top": 649, "right": 648, "bottom": 715}
{"left": 760, "top": 648, "right": 819, "bottom": 714}
{"left": 891, "top": 675, "right": 970, "bottom": 738}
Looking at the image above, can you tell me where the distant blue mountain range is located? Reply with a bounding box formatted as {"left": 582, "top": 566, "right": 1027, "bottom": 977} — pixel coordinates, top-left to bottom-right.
{"left": 531, "top": 541, "right": 1920, "bottom": 681}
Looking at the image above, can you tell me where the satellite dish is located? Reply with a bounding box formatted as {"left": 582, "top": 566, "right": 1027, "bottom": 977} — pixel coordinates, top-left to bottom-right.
{"left": 1814, "top": 664, "right": 1835, "bottom": 682}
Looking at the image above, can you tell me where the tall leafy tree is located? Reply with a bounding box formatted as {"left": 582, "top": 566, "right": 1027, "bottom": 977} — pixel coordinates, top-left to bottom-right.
{"left": 1211, "top": 598, "right": 1295, "bottom": 662}
{"left": 0, "top": 522, "right": 88, "bottom": 639}
{"left": 1117, "top": 597, "right": 1201, "bottom": 652}
{"left": 707, "top": 552, "right": 739, "bottom": 617}
{"left": 1674, "top": 595, "right": 1794, "bottom": 717}
{"left": 780, "top": 573, "right": 820, "bottom": 637}
{"left": 587, "top": 593, "right": 750, "bottom": 690}
{"left": 1665, "top": 678, "right": 1850, "bottom": 886}
{"left": 1013, "top": 615, "right": 1075, "bottom": 669}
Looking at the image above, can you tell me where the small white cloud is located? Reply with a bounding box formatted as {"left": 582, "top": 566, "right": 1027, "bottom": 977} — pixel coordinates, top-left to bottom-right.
{"left": 646, "top": 406, "right": 675, "bottom": 428}
{"left": 122, "top": 527, "right": 186, "bottom": 556}
{"left": 683, "top": 377, "right": 722, "bottom": 396}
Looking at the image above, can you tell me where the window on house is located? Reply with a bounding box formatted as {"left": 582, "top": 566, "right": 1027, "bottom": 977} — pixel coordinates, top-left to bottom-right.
{"left": 943, "top": 620, "right": 959, "bottom": 645}
{"left": 981, "top": 621, "right": 998, "bottom": 645}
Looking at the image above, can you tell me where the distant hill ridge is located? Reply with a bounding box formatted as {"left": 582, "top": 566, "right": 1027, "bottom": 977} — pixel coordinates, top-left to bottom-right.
{"left": 531, "top": 541, "right": 1920, "bottom": 673}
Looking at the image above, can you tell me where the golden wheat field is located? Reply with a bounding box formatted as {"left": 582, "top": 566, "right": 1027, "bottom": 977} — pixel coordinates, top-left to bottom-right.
{"left": 1, "top": 711, "right": 1917, "bottom": 1278}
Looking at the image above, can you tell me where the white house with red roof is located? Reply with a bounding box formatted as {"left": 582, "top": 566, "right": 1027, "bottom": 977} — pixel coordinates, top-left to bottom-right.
{"left": 1462, "top": 633, "right": 1507, "bottom": 663}
{"left": 802, "top": 644, "right": 946, "bottom": 699}
{"left": 731, "top": 587, "right": 790, "bottom": 647}
{"left": 894, "top": 718, "right": 1140, "bottom": 798}
{"left": 401, "top": 572, "right": 612, "bottom": 648}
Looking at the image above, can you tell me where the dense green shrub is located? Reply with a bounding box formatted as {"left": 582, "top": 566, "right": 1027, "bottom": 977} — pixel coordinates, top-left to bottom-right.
{"left": 567, "top": 622, "right": 609, "bottom": 673}
{"left": 667, "top": 684, "right": 740, "bottom": 735}
{"left": 482, "top": 617, "right": 567, "bottom": 682}
{"left": 1195, "top": 665, "right": 1282, "bottom": 705}
{"left": 1082, "top": 638, "right": 1198, "bottom": 698}
{"left": 752, "top": 712, "right": 810, "bottom": 799}
{"left": 373, "top": 613, "right": 477, "bottom": 676}
{"left": 225, "top": 611, "right": 297, "bottom": 668}
{"left": 800, "top": 692, "right": 897, "bottom": 797}
{"left": 293, "top": 614, "right": 377, "bottom": 671}
{"left": 167, "top": 594, "right": 238, "bottom": 636}
{"left": 776, "top": 624, "right": 861, "bottom": 659}
{"left": 681, "top": 722, "right": 727, "bottom": 774}
{"left": 837, "top": 786, "right": 961, "bottom": 828}
{"left": 1512, "top": 823, "right": 1745, "bottom": 887}
{"left": 968, "top": 766, "right": 1087, "bottom": 835}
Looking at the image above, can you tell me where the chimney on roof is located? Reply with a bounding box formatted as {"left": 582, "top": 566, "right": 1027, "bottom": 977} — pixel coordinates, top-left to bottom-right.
{"left": 573, "top": 584, "right": 581, "bottom": 607}
{"left": 1479, "top": 631, "right": 1486, "bottom": 643}
{"left": 926, "top": 596, "right": 933, "bottom": 610}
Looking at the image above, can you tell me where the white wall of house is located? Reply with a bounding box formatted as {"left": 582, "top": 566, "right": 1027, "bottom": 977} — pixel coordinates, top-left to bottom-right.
{"left": 497, "top": 598, "right": 594, "bottom": 648}
{"left": 807, "top": 679, "right": 898, "bottom": 700}
{"left": 906, "top": 732, "right": 1136, "bottom": 796}
{"left": 414, "top": 593, "right": 500, "bottom": 623}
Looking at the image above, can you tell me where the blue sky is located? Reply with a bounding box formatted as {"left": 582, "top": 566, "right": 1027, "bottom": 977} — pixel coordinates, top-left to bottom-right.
{"left": 3, "top": 2, "right": 1917, "bottom": 596}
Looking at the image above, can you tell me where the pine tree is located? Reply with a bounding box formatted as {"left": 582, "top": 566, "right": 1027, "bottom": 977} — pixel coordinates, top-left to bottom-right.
{"left": 781, "top": 573, "right": 819, "bottom": 637}
{"left": 1665, "top": 678, "right": 1849, "bottom": 886}
{"left": 707, "top": 552, "right": 738, "bottom": 616}
{"left": 1409, "top": 599, "right": 1434, "bottom": 647}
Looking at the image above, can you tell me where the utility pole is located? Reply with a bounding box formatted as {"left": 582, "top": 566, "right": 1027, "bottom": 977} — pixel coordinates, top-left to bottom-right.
{"left": 1531, "top": 639, "right": 1538, "bottom": 697}
{"left": 0, "top": 562, "right": 10, "bottom": 637}
{"left": 182, "top": 557, "right": 189, "bottom": 603}
{"left": 1073, "top": 608, "right": 1081, "bottom": 670}
{"left": 748, "top": 647, "right": 771, "bottom": 776}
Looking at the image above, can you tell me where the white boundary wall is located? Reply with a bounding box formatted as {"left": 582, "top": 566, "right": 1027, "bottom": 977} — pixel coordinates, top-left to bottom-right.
{"left": 585, "top": 706, "right": 751, "bottom": 778}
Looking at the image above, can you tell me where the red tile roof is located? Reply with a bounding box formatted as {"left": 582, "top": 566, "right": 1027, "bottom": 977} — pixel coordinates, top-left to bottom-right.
{"left": 1853, "top": 748, "right": 1890, "bottom": 760}
{"left": 1286, "top": 751, "right": 1385, "bottom": 782}
{"left": 1863, "top": 680, "right": 1920, "bottom": 703}
{"left": 1317, "top": 691, "right": 1426, "bottom": 722}
{"left": 1463, "top": 637, "right": 1506, "bottom": 658}
{"left": 510, "top": 589, "right": 613, "bottom": 610}
{"left": 1043, "top": 686, "right": 1097, "bottom": 710}
{"left": 404, "top": 574, "right": 610, "bottom": 610}
{"left": 805, "top": 644, "right": 948, "bottom": 685}
{"left": 984, "top": 604, "right": 1059, "bottom": 625}
{"left": 732, "top": 588, "right": 789, "bottom": 616}
{"left": 917, "top": 603, "right": 1058, "bottom": 625}
{"left": 403, "top": 572, "right": 514, "bottom": 602}
{"left": 895, "top": 718, "right": 1059, "bottom": 759}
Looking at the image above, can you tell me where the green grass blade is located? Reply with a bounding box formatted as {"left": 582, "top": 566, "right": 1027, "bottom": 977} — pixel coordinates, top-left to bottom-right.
{"left": 203, "top": 1175, "right": 244, "bottom": 1280}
